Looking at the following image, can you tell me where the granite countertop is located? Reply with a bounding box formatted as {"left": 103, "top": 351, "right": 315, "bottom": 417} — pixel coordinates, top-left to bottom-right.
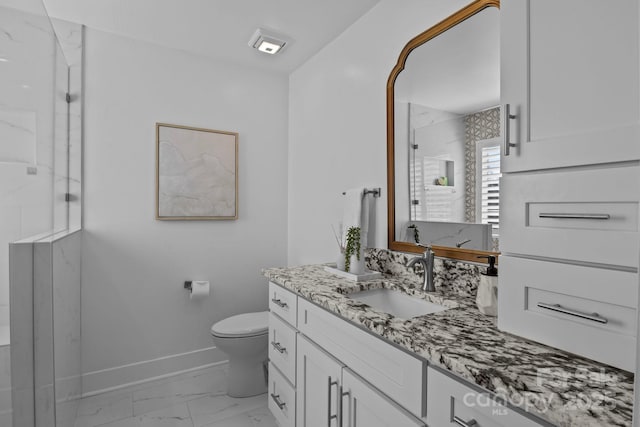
{"left": 263, "top": 263, "right": 634, "bottom": 427}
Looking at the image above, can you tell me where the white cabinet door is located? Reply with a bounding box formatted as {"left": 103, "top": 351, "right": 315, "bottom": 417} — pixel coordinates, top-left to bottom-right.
{"left": 501, "top": 0, "right": 640, "bottom": 172}
{"left": 426, "top": 367, "right": 545, "bottom": 427}
{"left": 296, "top": 335, "right": 344, "bottom": 427}
{"left": 341, "top": 368, "right": 425, "bottom": 427}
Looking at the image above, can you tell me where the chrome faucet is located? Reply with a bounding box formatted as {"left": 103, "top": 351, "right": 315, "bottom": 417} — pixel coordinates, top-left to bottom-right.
{"left": 407, "top": 244, "right": 435, "bottom": 292}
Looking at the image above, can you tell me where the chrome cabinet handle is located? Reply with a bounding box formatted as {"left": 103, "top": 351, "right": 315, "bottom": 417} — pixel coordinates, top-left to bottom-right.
{"left": 353, "top": 397, "right": 358, "bottom": 427}
{"left": 328, "top": 377, "right": 339, "bottom": 426}
{"left": 537, "top": 302, "right": 608, "bottom": 324}
{"left": 502, "top": 103, "right": 517, "bottom": 156}
{"left": 270, "top": 393, "right": 286, "bottom": 410}
{"left": 538, "top": 213, "right": 611, "bottom": 220}
{"left": 453, "top": 416, "right": 478, "bottom": 427}
{"left": 271, "top": 298, "right": 288, "bottom": 308}
{"left": 339, "top": 387, "right": 349, "bottom": 427}
{"left": 271, "top": 341, "right": 286, "bottom": 354}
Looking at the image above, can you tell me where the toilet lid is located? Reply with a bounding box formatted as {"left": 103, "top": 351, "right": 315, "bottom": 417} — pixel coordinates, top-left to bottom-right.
{"left": 210, "top": 311, "right": 269, "bottom": 338}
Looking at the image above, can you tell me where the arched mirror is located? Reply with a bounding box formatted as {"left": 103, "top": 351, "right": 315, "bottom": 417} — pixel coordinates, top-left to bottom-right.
{"left": 387, "top": 0, "right": 501, "bottom": 263}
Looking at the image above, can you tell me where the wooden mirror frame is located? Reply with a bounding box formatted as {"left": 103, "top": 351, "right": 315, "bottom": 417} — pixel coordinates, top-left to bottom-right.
{"left": 386, "top": 0, "right": 501, "bottom": 264}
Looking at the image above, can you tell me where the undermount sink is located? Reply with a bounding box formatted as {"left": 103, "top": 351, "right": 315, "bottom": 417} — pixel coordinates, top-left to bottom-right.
{"left": 347, "top": 288, "right": 448, "bottom": 319}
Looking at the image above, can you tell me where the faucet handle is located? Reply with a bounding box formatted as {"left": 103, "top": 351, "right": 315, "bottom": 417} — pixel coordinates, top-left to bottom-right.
{"left": 416, "top": 243, "right": 433, "bottom": 256}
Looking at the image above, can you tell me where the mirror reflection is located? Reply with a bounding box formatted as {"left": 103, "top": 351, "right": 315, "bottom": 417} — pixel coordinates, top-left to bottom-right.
{"left": 393, "top": 6, "right": 500, "bottom": 251}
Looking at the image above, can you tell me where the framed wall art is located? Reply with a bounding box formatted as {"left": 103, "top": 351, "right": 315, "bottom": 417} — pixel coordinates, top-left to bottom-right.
{"left": 156, "top": 123, "right": 238, "bottom": 220}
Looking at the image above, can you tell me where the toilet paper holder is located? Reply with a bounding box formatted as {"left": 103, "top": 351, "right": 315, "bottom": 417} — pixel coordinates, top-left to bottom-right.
{"left": 184, "top": 281, "right": 192, "bottom": 290}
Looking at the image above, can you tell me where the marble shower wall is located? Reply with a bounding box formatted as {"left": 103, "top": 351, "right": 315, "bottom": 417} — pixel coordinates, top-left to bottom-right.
{"left": 51, "top": 230, "right": 82, "bottom": 427}
{"left": 11, "top": 231, "right": 82, "bottom": 427}
{"left": 8, "top": 241, "right": 35, "bottom": 427}
{"left": 366, "top": 248, "right": 482, "bottom": 298}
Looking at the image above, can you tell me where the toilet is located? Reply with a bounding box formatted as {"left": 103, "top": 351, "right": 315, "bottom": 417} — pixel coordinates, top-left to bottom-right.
{"left": 210, "top": 311, "right": 269, "bottom": 397}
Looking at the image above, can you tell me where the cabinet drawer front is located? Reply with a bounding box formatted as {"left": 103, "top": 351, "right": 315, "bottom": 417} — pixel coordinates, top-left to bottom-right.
{"left": 268, "top": 362, "right": 295, "bottom": 427}
{"left": 268, "top": 313, "right": 297, "bottom": 385}
{"left": 500, "top": 166, "right": 640, "bottom": 267}
{"left": 427, "top": 367, "right": 545, "bottom": 427}
{"left": 498, "top": 256, "right": 637, "bottom": 371}
{"left": 269, "top": 282, "right": 297, "bottom": 327}
{"left": 297, "top": 298, "right": 426, "bottom": 418}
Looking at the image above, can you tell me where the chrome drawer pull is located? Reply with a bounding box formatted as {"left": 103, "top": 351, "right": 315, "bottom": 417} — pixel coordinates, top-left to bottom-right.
{"left": 537, "top": 302, "right": 608, "bottom": 324}
{"left": 271, "top": 298, "right": 288, "bottom": 308}
{"left": 270, "top": 393, "right": 286, "bottom": 410}
{"left": 271, "top": 341, "right": 286, "bottom": 354}
{"left": 453, "top": 416, "right": 478, "bottom": 427}
{"left": 538, "top": 213, "right": 610, "bottom": 220}
{"left": 340, "top": 387, "right": 349, "bottom": 427}
{"left": 328, "top": 377, "right": 339, "bottom": 426}
{"left": 502, "top": 103, "right": 517, "bottom": 156}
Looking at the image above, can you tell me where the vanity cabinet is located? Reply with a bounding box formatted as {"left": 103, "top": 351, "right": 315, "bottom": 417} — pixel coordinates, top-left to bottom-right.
{"left": 268, "top": 282, "right": 426, "bottom": 427}
{"left": 296, "top": 298, "right": 426, "bottom": 417}
{"left": 501, "top": 0, "right": 640, "bottom": 172}
{"left": 268, "top": 282, "right": 549, "bottom": 426}
{"left": 297, "top": 334, "right": 425, "bottom": 427}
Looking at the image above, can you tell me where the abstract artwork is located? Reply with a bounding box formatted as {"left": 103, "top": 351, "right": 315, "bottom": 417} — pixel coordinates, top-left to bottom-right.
{"left": 156, "top": 123, "right": 238, "bottom": 220}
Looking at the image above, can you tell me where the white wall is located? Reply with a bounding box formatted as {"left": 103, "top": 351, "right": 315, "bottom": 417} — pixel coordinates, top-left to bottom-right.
{"left": 288, "top": 0, "right": 468, "bottom": 266}
{"left": 82, "top": 28, "right": 288, "bottom": 389}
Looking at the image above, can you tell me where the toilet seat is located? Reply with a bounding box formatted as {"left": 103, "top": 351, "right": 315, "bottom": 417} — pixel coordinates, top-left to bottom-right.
{"left": 210, "top": 311, "right": 268, "bottom": 338}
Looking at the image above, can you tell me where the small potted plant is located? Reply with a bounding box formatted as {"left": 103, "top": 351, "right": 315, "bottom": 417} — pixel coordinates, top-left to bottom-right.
{"left": 407, "top": 224, "right": 420, "bottom": 244}
{"left": 344, "top": 226, "right": 363, "bottom": 274}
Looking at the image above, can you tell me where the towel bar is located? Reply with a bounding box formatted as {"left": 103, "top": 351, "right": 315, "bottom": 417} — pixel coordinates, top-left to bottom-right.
{"left": 341, "top": 188, "right": 381, "bottom": 197}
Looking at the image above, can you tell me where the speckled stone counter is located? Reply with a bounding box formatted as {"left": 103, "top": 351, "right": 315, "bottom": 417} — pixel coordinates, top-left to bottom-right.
{"left": 263, "top": 250, "right": 634, "bottom": 427}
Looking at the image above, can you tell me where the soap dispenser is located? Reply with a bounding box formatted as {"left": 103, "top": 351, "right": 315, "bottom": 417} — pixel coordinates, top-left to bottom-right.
{"left": 476, "top": 255, "right": 498, "bottom": 316}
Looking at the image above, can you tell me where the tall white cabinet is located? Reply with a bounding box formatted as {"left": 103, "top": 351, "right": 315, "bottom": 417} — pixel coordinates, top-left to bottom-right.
{"left": 500, "top": 0, "right": 640, "bottom": 173}
{"left": 499, "top": 0, "right": 640, "bottom": 372}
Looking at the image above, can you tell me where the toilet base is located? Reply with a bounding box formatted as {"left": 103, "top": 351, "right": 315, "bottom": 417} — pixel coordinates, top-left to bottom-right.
{"left": 227, "top": 358, "right": 267, "bottom": 398}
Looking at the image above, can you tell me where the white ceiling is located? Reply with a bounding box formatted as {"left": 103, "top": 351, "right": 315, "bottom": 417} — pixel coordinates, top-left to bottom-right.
{"left": 41, "top": 0, "right": 381, "bottom": 73}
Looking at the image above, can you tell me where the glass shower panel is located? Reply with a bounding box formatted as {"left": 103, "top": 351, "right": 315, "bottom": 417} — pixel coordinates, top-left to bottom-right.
{"left": 53, "top": 44, "right": 70, "bottom": 233}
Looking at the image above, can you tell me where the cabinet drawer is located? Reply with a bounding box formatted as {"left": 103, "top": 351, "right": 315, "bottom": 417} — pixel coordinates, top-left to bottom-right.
{"left": 269, "top": 282, "right": 297, "bottom": 327}
{"left": 498, "top": 256, "right": 637, "bottom": 371}
{"left": 426, "top": 367, "right": 545, "bottom": 427}
{"left": 269, "top": 313, "right": 297, "bottom": 385}
{"left": 500, "top": 165, "right": 640, "bottom": 267}
{"left": 297, "top": 298, "right": 426, "bottom": 418}
{"left": 268, "top": 362, "right": 295, "bottom": 427}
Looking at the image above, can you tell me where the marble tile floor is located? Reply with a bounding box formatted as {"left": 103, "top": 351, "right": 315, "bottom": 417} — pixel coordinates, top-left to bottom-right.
{"left": 72, "top": 364, "right": 277, "bottom": 427}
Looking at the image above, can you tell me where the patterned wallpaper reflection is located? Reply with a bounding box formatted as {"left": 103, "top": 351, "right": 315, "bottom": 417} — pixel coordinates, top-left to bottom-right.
{"left": 463, "top": 107, "right": 500, "bottom": 222}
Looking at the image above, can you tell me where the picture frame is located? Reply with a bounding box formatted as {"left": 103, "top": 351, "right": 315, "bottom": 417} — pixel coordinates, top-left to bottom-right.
{"left": 156, "top": 123, "right": 238, "bottom": 220}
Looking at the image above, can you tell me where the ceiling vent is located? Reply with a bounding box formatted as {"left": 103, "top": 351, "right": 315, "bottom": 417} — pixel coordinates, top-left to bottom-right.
{"left": 248, "top": 28, "right": 288, "bottom": 55}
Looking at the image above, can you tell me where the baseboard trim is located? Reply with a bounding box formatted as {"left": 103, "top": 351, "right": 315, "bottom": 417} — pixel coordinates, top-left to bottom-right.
{"left": 81, "top": 346, "right": 227, "bottom": 397}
